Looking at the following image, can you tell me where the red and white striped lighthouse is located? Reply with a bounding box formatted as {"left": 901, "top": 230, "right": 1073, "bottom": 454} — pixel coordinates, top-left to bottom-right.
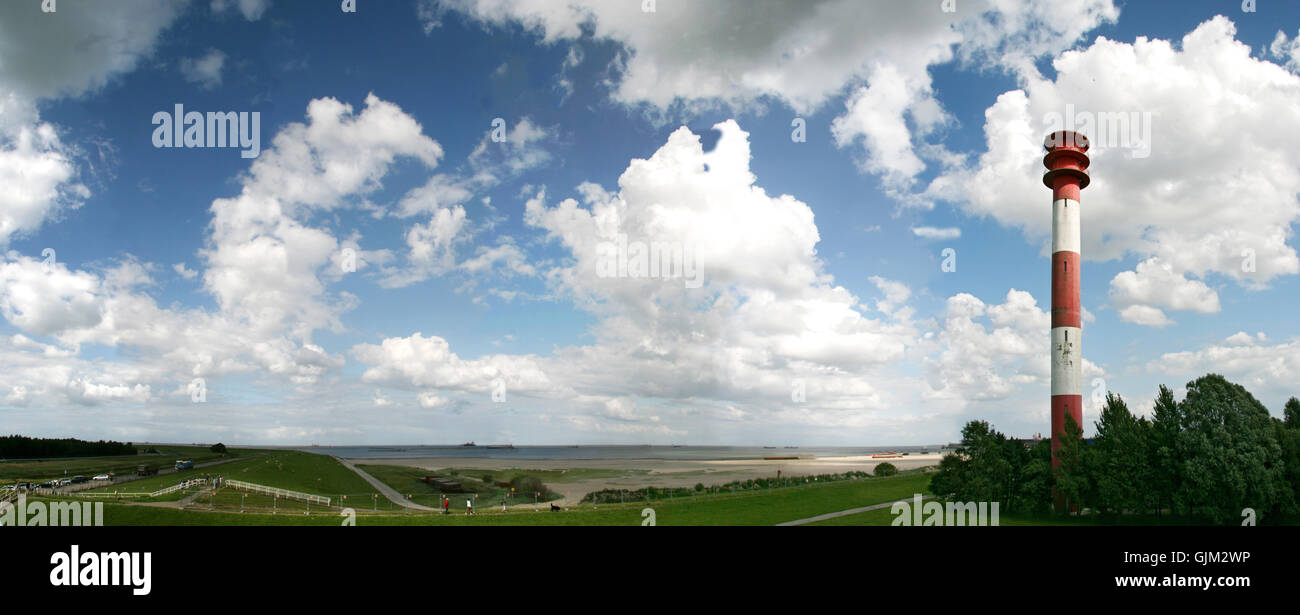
{"left": 1043, "top": 130, "right": 1089, "bottom": 513}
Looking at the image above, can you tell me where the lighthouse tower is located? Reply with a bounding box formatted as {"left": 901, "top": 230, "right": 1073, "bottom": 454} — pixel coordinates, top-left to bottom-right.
{"left": 1043, "top": 130, "right": 1089, "bottom": 513}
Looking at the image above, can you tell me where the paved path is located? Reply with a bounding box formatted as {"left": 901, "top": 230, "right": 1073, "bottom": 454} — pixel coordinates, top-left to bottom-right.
{"left": 177, "top": 485, "right": 216, "bottom": 508}
{"left": 334, "top": 457, "right": 436, "bottom": 511}
{"left": 776, "top": 495, "right": 934, "bottom": 526}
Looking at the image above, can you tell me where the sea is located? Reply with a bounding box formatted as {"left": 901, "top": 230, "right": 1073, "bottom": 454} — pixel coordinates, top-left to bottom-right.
{"left": 293, "top": 444, "right": 946, "bottom": 461}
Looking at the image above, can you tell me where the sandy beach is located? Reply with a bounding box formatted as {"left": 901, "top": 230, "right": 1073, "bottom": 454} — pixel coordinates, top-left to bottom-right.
{"left": 349, "top": 453, "right": 945, "bottom": 505}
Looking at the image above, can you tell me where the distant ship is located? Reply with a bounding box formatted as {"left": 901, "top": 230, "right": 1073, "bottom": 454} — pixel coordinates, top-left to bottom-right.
{"left": 485, "top": 444, "right": 515, "bottom": 449}
{"left": 459, "top": 442, "right": 476, "bottom": 447}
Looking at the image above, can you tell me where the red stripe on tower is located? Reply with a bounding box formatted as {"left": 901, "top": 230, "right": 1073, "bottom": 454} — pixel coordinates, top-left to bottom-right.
{"left": 1043, "top": 130, "right": 1089, "bottom": 514}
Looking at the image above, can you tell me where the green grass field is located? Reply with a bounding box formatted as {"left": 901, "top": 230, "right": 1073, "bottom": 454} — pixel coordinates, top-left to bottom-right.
{"left": 18, "top": 447, "right": 1295, "bottom": 526}
{"left": 41, "top": 446, "right": 1220, "bottom": 526}
{"left": 76, "top": 451, "right": 378, "bottom": 507}
{"left": 62, "top": 470, "right": 933, "bottom": 526}
{"left": 225, "top": 451, "right": 376, "bottom": 497}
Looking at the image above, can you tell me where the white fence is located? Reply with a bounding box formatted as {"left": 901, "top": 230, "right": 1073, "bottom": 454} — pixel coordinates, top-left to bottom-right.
{"left": 69, "top": 491, "right": 151, "bottom": 498}
{"left": 16, "top": 477, "right": 331, "bottom": 506}
{"left": 67, "top": 478, "right": 208, "bottom": 499}
{"left": 150, "top": 478, "right": 209, "bottom": 497}
{"left": 224, "top": 479, "right": 331, "bottom": 506}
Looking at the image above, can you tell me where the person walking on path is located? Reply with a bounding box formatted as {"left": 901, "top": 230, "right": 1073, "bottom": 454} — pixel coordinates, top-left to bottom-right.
{"left": 442, "top": 496, "right": 449, "bottom": 515}
{"left": 466, "top": 498, "right": 474, "bottom": 515}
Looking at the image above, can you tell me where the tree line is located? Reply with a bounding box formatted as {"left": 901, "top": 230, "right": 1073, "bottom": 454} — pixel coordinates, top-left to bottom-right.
{"left": 0, "top": 435, "right": 137, "bottom": 459}
{"left": 929, "top": 374, "right": 1300, "bottom": 524}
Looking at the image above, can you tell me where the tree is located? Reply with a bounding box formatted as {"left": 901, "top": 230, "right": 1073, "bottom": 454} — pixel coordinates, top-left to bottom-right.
{"left": 1284, "top": 397, "right": 1300, "bottom": 430}
{"left": 927, "top": 451, "right": 969, "bottom": 500}
{"left": 959, "top": 420, "right": 1015, "bottom": 504}
{"left": 1148, "top": 385, "right": 1180, "bottom": 519}
{"left": 928, "top": 420, "right": 1037, "bottom": 513}
{"left": 873, "top": 462, "right": 898, "bottom": 477}
{"left": 1271, "top": 418, "right": 1300, "bottom": 519}
{"left": 1014, "top": 439, "right": 1053, "bottom": 514}
{"left": 1175, "top": 374, "right": 1289, "bottom": 524}
{"left": 1133, "top": 417, "right": 1158, "bottom": 514}
{"left": 0, "top": 435, "right": 136, "bottom": 458}
{"left": 1054, "top": 412, "right": 1091, "bottom": 515}
{"left": 1092, "top": 393, "right": 1150, "bottom": 516}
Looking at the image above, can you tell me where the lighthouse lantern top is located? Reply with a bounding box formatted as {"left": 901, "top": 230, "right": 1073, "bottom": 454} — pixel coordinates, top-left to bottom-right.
{"left": 1043, "top": 131, "right": 1091, "bottom": 190}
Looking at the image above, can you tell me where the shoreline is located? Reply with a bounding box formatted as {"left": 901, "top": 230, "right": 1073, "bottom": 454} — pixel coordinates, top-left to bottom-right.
{"left": 347, "top": 453, "right": 945, "bottom": 505}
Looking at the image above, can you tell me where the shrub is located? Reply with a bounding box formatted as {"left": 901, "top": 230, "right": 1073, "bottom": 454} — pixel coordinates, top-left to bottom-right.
{"left": 509, "top": 475, "right": 550, "bottom": 498}
{"left": 874, "top": 462, "right": 898, "bottom": 477}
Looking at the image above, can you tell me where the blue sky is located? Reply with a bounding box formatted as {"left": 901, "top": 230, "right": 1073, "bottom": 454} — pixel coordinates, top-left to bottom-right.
{"left": 1, "top": 0, "right": 1298, "bottom": 445}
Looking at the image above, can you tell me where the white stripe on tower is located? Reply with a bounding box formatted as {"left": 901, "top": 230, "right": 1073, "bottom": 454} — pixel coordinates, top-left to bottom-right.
{"left": 1051, "top": 198, "right": 1080, "bottom": 254}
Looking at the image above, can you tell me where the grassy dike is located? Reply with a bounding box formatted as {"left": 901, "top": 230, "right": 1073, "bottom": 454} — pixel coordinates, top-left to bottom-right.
{"left": 81, "top": 471, "right": 934, "bottom": 526}
{"left": 80, "top": 450, "right": 375, "bottom": 498}
{"left": 0, "top": 444, "right": 254, "bottom": 482}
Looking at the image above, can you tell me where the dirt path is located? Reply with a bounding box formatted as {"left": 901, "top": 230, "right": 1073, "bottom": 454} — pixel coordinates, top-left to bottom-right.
{"left": 177, "top": 485, "right": 217, "bottom": 508}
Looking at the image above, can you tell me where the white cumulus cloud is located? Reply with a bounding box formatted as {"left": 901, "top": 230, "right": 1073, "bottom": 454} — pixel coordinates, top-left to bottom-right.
{"left": 929, "top": 17, "right": 1300, "bottom": 319}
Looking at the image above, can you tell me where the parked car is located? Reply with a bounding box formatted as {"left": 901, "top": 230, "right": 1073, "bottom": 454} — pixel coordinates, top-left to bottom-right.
{"left": 35, "top": 481, "right": 55, "bottom": 489}
{"left": 136, "top": 464, "right": 157, "bottom": 476}
{"left": 70, "top": 475, "right": 89, "bottom": 484}
{"left": 175, "top": 460, "right": 194, "bottom": 470}
{"left": 92, "top": 474, "right": 111, "bottom": 481}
